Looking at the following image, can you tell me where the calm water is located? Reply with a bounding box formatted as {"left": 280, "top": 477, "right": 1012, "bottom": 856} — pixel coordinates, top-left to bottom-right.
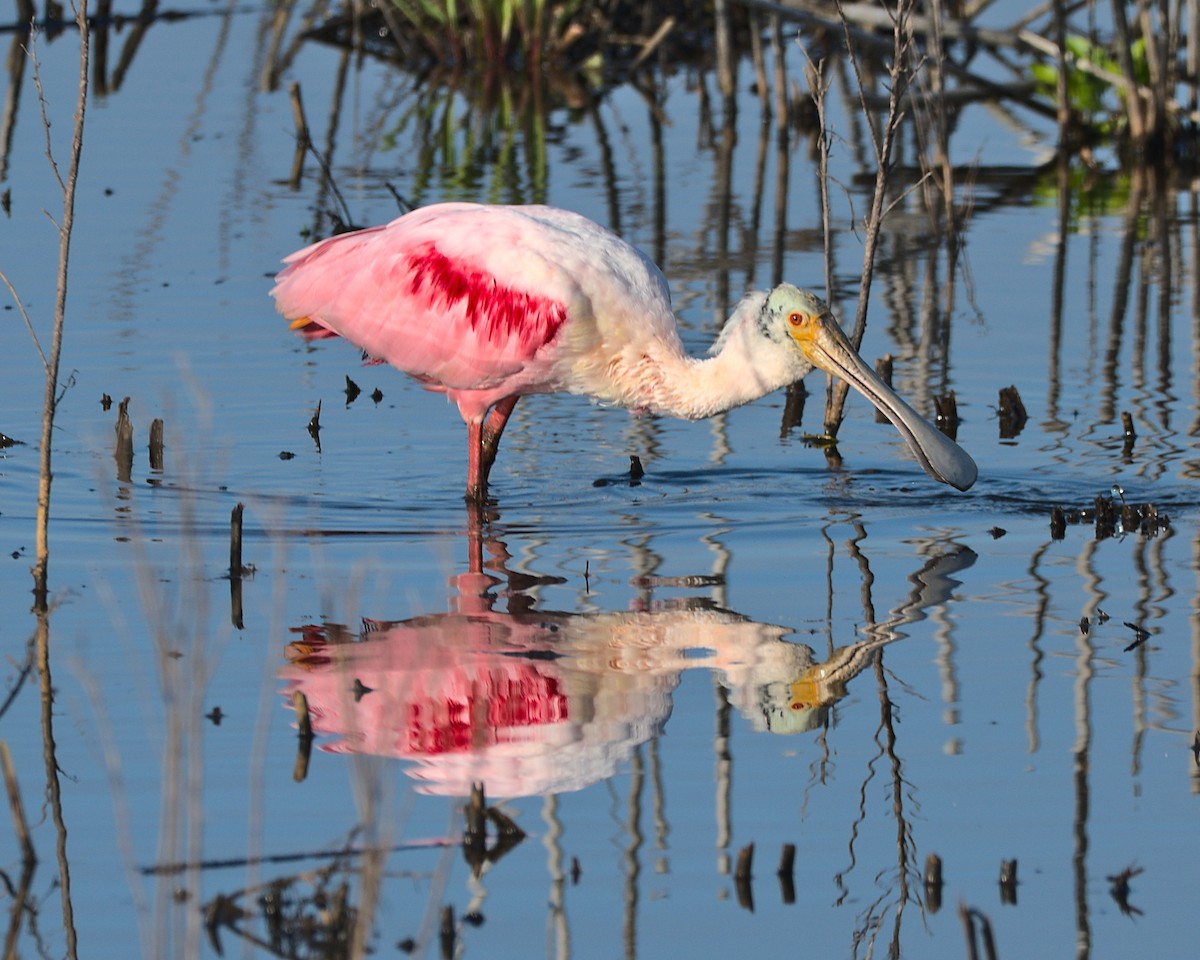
{"left": 2, "top": 4, "right": 1199, "bottom": 958}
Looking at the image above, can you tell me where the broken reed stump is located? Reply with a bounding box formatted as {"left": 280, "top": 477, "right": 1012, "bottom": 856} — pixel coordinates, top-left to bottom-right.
{"left": 777, "top": 843, "right": 796, "bottom": 904}
{"left": 924, "top": 853, "right": 944, "bottom": 914}
{"left": 999, "top": 858, "right": 1018, "bottom": 904}
{"left": 934, "top": 391, "right": 959, "bottom": 439}
{"left": 288, "top": 80, "right": 310, "bottom": 190}
{"left": 780, "top": 380, "right": 806, "bottom": 434}
{"left": 463, "top": 782, "right": 488, "bottom": 875}
{"left": 292, "top": 691, "right": 313, "bottom": 782}
{"left": 461, "top": 783, "right": 526, "bottom": 876}
{"left": 307, "top": 400, "right": 322, "bottom": 450}
{"left": 734, "top": 843, "right": 754, "bottom": 911}
{"left": 958, "top": 903, "right": 998, "bottom": 960}
{"left": 998, "top": 384, "right": 1028, "bottom": 439}
{"left": 230, "top": 503, "right": 245, "bottom": 578}
{"left": 439, "top": 905, "right": 455, "bottom": 960}
{"left": 1121, "top": 410, "right": 1136, "bottom": 458}
{"left": 148, "top": 417, "right": 164, "bottom": 471}
{"left": 874, "top": 356, "right": 893, "bottom": 423}
{"left": 230, "top": 503, "right": 246, "bottom": 630}
{"left": 114, "top": 396, "right": 133, "bottom": 482}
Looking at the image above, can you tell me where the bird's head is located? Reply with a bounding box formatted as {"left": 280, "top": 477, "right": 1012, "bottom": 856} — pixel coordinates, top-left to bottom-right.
{"left": 762, "top": 284, "right": 978, "bottom": 491}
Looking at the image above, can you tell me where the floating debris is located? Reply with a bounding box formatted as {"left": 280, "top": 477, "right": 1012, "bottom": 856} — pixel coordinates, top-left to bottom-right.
{"left": 1107, "top": 864, "right": 1144, "bottom": 917}
{"left": 1049, "top": 488, "right": 1169, "bottom": 540}
{"left": 629, "top": 454, "right": 645, "bottom": 481}
{"left": 370, "top": 387, "right": 384, "bottom": 404}
{"left": 1122, "top": 621, "right": 1150, "bottom": 652}
{"left": 344, "top": 375, "right": 361, "bottom": 404}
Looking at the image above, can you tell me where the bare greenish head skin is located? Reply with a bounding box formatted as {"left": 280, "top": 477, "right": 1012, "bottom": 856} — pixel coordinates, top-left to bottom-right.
{"left": 764, "top": 285, "right": 978, "bottom": 491}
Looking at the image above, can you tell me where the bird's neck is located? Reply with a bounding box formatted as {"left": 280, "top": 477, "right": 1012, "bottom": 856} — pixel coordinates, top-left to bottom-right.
{"left": 635, "top": 308, "right": 808, "bottom": 420}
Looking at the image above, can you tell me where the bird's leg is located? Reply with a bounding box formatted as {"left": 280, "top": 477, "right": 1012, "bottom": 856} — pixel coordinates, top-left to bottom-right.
{"left": 464, "top": 396, "right": 519, "bottom": 503}
{"left": 478, "top": 396, "right": 519, "bottom": 486}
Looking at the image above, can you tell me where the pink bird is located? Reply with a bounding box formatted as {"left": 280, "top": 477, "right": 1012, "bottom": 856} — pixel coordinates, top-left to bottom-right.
{"left": 273, "top": 202, "right": 976, "bottom": 501}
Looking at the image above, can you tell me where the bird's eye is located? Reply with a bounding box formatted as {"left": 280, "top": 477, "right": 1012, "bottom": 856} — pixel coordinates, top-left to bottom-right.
{"left": 788, "top": 312, "right": 804, "bottom": 326}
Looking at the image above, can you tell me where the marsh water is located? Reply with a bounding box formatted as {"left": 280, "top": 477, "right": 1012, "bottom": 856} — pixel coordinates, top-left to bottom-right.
{"left": 3, "top": 2, "right": 1200, "bottom": 958}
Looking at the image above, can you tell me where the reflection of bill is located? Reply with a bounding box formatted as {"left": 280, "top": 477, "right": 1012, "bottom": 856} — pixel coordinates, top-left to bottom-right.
{"left": 283, "top": 603, "right": 888, "bottom": 797}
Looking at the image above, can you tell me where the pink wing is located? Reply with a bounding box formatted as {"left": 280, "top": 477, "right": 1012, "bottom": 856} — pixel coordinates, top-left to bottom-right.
{"left": 273, "top": 203, "right": 681, "bottom": 421}
{"left": 272, "top": 205, "right": 593, "bottom": 418}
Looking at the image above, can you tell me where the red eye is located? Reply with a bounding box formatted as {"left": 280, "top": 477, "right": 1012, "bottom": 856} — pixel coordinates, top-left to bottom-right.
{"left": 788, "top": 312, "right": 804, "bottom": 326}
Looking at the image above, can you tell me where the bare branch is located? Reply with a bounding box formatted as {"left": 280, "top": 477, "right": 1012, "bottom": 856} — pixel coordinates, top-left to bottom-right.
{"left": 0, "top": 270, "right": 47, "bottom": 371}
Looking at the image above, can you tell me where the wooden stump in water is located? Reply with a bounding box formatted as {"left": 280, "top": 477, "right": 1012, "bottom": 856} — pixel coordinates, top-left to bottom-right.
{"left": 114, "top": 397, "right": 133, "bottom": 482}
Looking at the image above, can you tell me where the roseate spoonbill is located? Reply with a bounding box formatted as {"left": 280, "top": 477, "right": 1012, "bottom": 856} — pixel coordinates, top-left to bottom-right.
{"left": 273, "top": 202, "right": 977, "bottom": 500}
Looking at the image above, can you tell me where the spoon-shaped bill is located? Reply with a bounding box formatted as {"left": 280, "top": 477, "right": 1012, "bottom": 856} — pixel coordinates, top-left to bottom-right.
{"left": 799, "top": 314, "right": 978, "bottom": 491}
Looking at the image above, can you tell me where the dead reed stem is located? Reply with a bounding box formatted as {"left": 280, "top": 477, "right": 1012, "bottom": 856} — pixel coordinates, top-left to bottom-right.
{"left": 824, "top": 0, "right": 917, "bottom": 437}
{"left": 32, "top": 0, "right": 90, "bottom": 612}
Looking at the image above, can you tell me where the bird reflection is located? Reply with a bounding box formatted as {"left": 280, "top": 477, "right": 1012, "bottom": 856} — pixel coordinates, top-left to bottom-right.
{"left": 281, "top": 532, "right": 974, "bottom": 798}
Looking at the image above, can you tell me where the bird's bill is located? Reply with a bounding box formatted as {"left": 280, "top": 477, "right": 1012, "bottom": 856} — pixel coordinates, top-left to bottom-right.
{"left": 792, "top": 312, "right": 978, "bottom": 491}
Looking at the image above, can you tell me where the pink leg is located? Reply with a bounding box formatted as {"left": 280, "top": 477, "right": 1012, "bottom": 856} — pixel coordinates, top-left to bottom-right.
{"left": 466, "top": 419, "right": 486, "bottom": 503}
{"left": 465, "top": 396, "right": 519, "bottom": 503}
{"left": 480, "top": 396, "right": 519, "bottom": 484}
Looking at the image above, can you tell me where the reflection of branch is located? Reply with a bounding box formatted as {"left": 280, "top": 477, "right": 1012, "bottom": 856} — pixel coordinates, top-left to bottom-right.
{"left": 0, "top": 741, "right": 36, "bottom": 958}
{"left": 845, "top": 654, "right": 919, "bottom": 954}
